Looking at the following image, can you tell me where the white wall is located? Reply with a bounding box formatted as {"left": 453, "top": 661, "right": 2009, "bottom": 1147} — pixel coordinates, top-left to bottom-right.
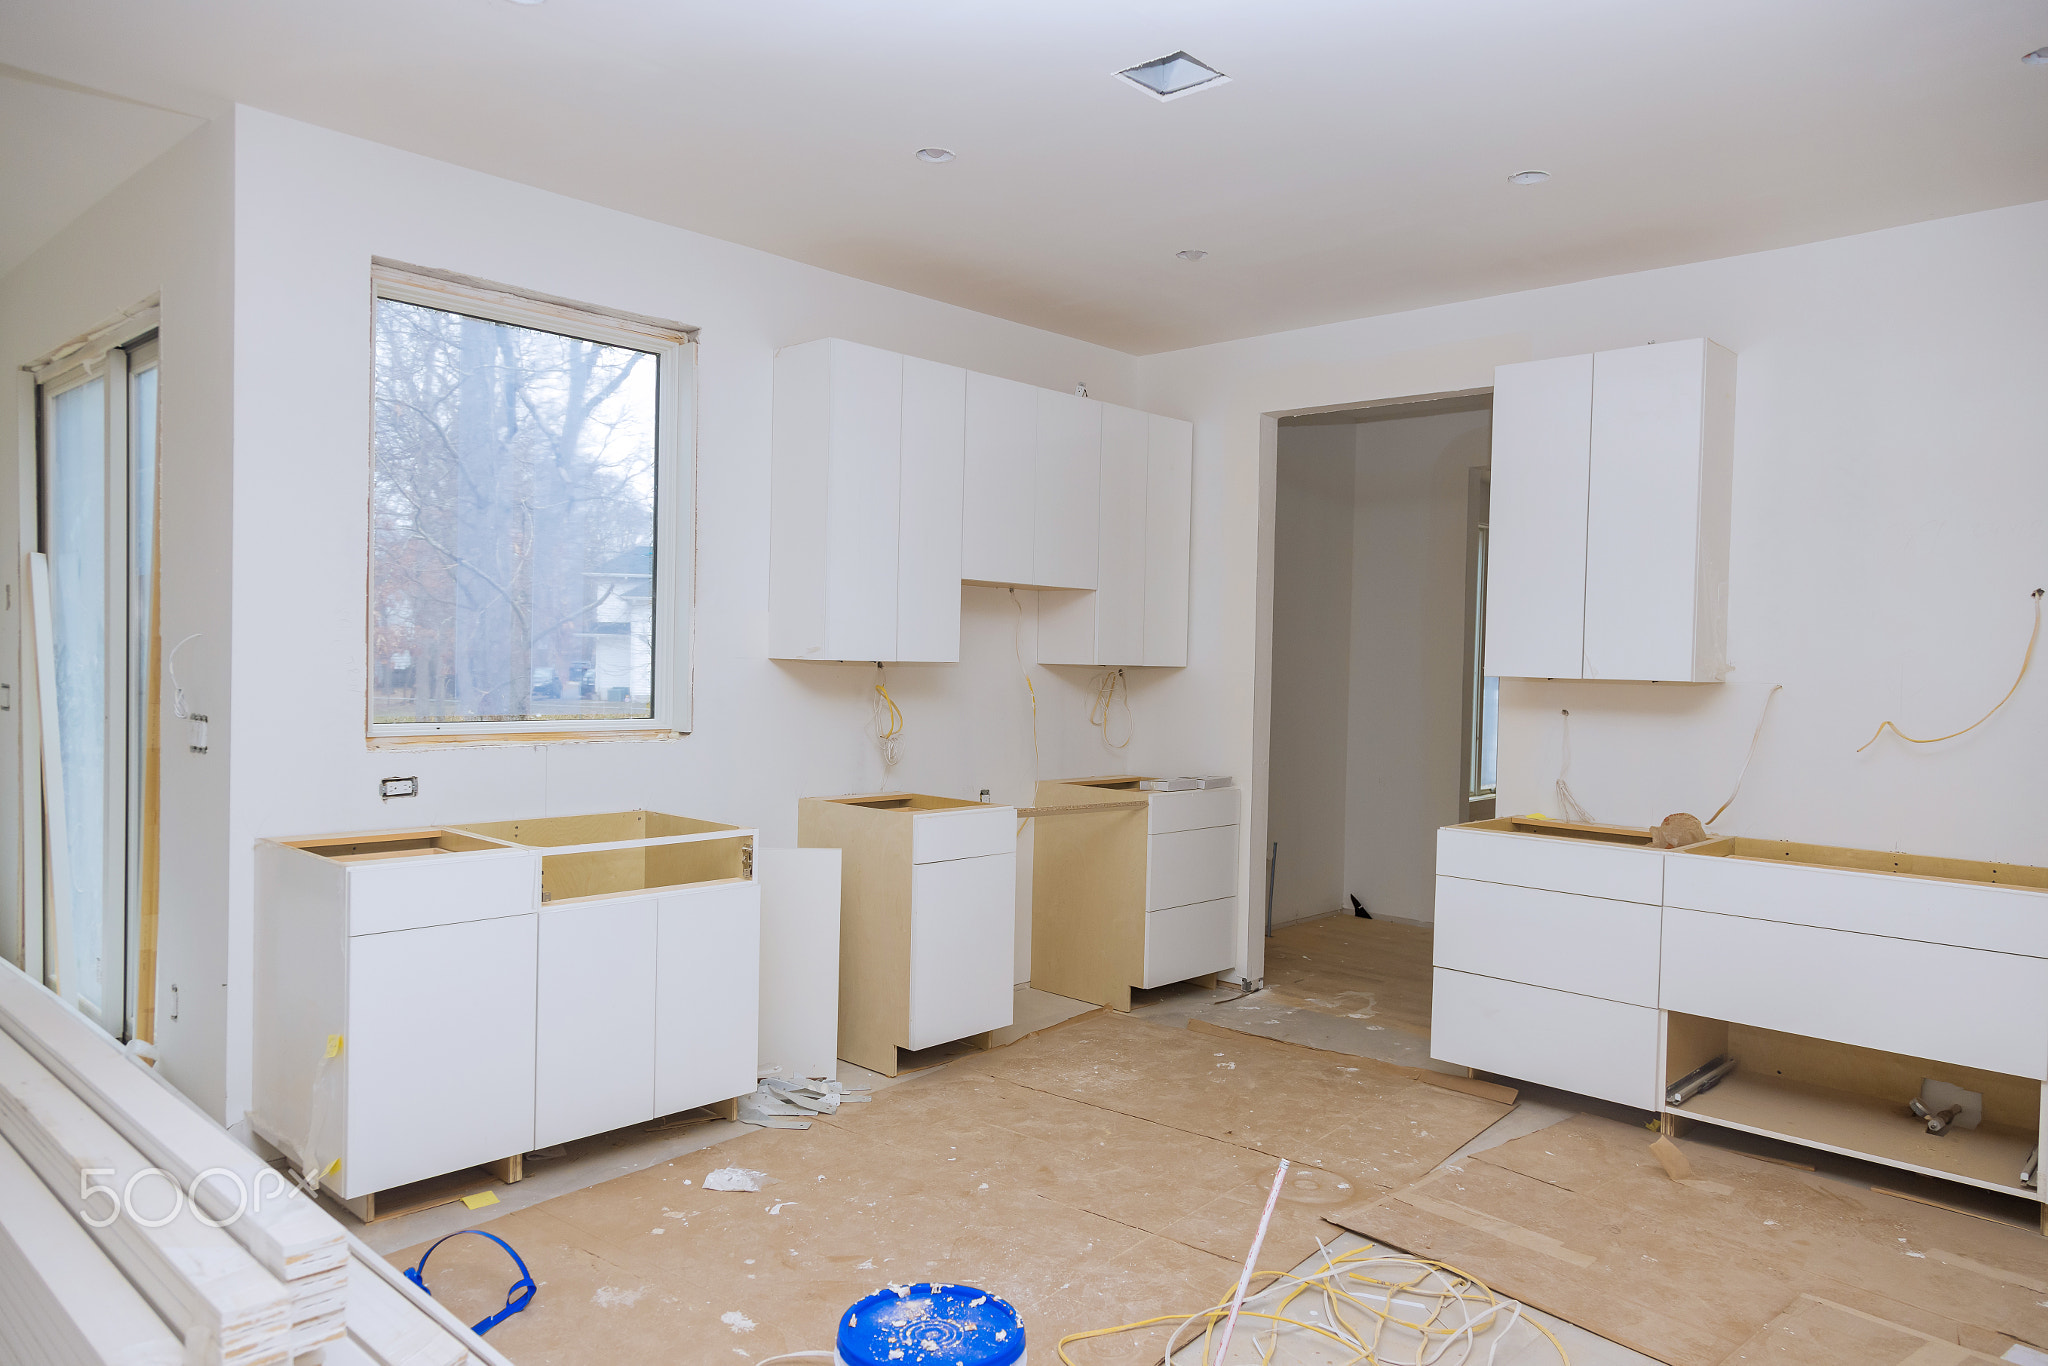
{"left": 0, "top": 121, "right": 236, "bottom": 1111}
{"left": 1343, "top": 406, "right": 1490, "bottom": 925}
{"left": 1267, "top": 423, "right": 1355, "bottom": 926}
{"left": 1137, "top": 198, "right": 2048, "bottom": 984}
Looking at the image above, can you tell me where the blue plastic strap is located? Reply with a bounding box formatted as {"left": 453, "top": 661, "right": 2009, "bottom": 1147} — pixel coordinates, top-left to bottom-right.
{"left": 403, "top": 1229, "right": 537, "bottom": 1336}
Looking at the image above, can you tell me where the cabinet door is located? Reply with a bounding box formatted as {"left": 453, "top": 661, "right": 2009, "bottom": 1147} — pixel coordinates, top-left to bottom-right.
{"left": 962, "top": 372, "right": 1036, "bottom": 585}
{"left": 345, "top": 916, "right": 537, "bottom": 1196}
{"left": 1033, "top": 390, "right": 1101, "bottom": 589}
{"left": 907, "top": 853, "right": 1016, "bottom": 1049}
{"left": 1431, "top": 968, "right": 1660, "bottom": 1109}
{"left": 896, "top": 357, "right": 966, "bottom": 662}
{"left": 654, "top": 882, "right": 762, "bottom": 1116}
{"left": 1485, "top": 354, "right": 1592, "bottom": 679}
{"left": 1583, "top": 340, "right": 1706, "bottom": 681}
{"left": 823, "top": 341, "right": 904, "bottom": 661}
{"left": 535, "top": 897, "right": 656, "bottom": 1148}
{"left": 1141, "top": 415, "right": 1193, "bottom": 666}
{"left": 1093, "top": 404, "right": 1150, "bottom": 662}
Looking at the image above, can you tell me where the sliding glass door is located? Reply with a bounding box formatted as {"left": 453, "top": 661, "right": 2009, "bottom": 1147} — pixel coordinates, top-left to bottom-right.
{"left": 34, "top": 336, "right": 157, "bottom": 1036}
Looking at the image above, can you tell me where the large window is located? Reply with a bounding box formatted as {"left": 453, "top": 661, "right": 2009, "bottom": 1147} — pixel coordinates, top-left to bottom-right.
{"left": 368, "top": 270, "right": 691, "bottom": 737}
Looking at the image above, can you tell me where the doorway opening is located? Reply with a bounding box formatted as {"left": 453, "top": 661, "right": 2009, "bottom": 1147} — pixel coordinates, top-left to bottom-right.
{"left": 1258, "top": 392, "right": 1493, "bottom": 1058}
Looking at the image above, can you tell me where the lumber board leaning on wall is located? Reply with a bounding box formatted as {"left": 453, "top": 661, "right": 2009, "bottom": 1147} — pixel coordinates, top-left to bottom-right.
{"left": 0, "top": 959, "right": 347, "bottom": 1351}
{"left": 0, "top": 1130, "right": 183, "bottom": 1366}
{"left": 0, "top": 1028, "right": 292, "bottom": 1365}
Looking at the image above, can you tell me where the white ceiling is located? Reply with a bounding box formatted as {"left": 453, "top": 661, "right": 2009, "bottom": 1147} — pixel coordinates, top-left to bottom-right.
{"left": 2, "top": 1, "right": 2044, "bottom": 353}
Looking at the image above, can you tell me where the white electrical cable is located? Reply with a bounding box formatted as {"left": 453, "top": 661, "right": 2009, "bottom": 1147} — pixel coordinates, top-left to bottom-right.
{"left": 1707, "top": 684, "right": 1781, "bottom": 828}
{"left": 166, "top": 632, "right": 202, "bottom": 719}
{"left": 1088, "top": 667, "right": 1134, "bottom": 750}
{"left": 869, "top": 663, "right": 903, "bottom": 769}
{"left": 1554, "top": 709, "right": 1592, "bottom": 824}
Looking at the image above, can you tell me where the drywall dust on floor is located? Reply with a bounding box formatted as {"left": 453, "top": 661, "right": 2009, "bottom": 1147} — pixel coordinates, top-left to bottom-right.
{"left": 388, "top": 1012, "right": 1512, "bottom": 1364}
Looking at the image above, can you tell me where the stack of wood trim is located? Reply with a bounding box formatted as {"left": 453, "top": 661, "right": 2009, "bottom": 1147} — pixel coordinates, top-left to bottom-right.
{"left": 0, "top": 959, "right": 514, "bottom": 1366}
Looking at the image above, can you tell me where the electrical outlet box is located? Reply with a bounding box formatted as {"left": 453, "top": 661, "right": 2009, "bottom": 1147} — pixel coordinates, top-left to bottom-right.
{"left": 187, "top": 715, "right": 208, "bottom": 753}
{"left": 379, "top": 776, "right": 419, "bottom": 801}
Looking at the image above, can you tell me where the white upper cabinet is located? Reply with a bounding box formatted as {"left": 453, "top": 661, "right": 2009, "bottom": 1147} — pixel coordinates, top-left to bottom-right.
{"left": 961, "top": 372, "right": 1038, "bottom": 586}
{"left": 1038, "top": 406, "right": 1194, "bottom": 667}
{"left": 769, "top": 339, "right": 965, "bottom": 662}
{"left": 1486, "top": 339, "right": 1735, "bottom": 682}
{"left": 776, "top": 339, "right": 1195, "bottom": 668}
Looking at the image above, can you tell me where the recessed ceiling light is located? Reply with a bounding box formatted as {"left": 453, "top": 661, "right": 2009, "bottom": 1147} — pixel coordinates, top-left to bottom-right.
{"left": 1176, "top": 249, "right": 1208, "bottom": 262}
{"left": 1508, "top": 170, "right": 1551, "bottom": 186}
{"left": 1116, "top": 51, "right": 1230, "bottom": 102}
{"left": 915, "top": 148, "right": 956, "bottom": 163}
{"left": 2023, "top": 47, "right": 2048, "bottom": 65}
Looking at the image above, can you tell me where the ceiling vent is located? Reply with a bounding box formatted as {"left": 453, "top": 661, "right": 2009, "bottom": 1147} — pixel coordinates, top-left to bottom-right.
{"left": 1115, "top": 51, "right": 1230, "bottom": 102}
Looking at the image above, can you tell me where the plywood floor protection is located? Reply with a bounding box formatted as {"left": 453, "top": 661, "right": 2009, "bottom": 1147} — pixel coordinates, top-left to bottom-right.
{"left": 393, "top": 1012, "right": 1513, "bottom": 1364}
{"left": 1261, "top": 912, "right": 1435, "bottom": 1036}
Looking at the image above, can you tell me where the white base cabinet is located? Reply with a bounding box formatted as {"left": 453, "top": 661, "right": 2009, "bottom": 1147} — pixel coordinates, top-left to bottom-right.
{"left": 255, "top": 815, "right": 760, "bottom": 1204}
{"left": 1431, "top": 968, "right": 1661, "bottom": 1110}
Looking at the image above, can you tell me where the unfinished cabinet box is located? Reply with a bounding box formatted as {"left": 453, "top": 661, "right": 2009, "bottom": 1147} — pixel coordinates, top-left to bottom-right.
{"left": 769, "top": 338, "right": 966, "bottom": 662}
{"left": 253, "top": 828, "right": 541, "bottom": 1204}
{"left": 1486, "top": 338, "right": 1735, "bottom": 681}
{"left": 1029, "top": 777, "right": 1240, "bottom": 1013}
{"left": 1037, "top": 408, "right": 1196, "bottom": 667}
{"left": 1430, "top": 817, "right": 1671, "bottom": 1109}
{"left": 254, "top": 812, "right": 759, "bottom": 1213}
{"left": 797, "top": 794, "right": 1016, "bottom": 1076}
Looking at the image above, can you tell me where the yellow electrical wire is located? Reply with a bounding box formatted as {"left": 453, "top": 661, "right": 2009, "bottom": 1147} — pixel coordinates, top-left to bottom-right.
{"left": 1858, "top": 589, "right": 2042, "bottom": 753}
{"left": 872, "top": 678, "right": 903, "bottom": 741}
{"left": 1089, "top": 668, "right": 1133, "bottom": 749}
{"left": 1055, "top": 1243, "right": 1569, "bottom": 1366}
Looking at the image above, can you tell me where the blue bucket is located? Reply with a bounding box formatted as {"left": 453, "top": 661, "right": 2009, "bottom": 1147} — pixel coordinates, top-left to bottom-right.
{"left": 836, "top": 1283, "right": 1025, "bottom": 1366}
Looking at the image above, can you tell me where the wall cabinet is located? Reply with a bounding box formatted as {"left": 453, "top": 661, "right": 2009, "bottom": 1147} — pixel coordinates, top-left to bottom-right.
{"left": 769, "top": 338, "right": 966, "bottom": 662}
{"left": 773, "top": 339, "right": 1194, "bottom": 666}
{"left": 798, "top": 793, "right": 1016, "bottom": 1076}
{"left": 1029, "top": 777, "right": 1239, "bottom": 1012}
{"left": 1486, "top": 338, "right": 1735, "bottom": 682}
{"left": 1038, "top": 408, "right": 1195, "bottom": 668}
{"left": 254, "top": 813, "right": 759, "bottom": 1210}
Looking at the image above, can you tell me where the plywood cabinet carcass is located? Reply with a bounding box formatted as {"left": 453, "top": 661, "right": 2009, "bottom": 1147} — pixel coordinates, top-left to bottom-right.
{"left": 769, "top": 338, "right": 966, "bottom": 662}
{"left": 797, "top": 794, "right": 1016, "bottom": 1076}
{"left": 1486, "top": 338, "right": 1735, "bottom": 681}
{"left": 1037, "top": 408, "right": 1195, "bottom": 667}
{"left": 253, "top": 812, "right": 759, "bottom": 1213}
{"left": 1029, "top": 777, "right": 1240, "bottom": 1012}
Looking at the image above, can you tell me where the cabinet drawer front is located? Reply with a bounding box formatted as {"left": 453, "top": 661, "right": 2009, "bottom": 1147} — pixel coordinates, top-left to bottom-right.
{"left": 1433, "top": 878, "right": 1659, "bottom": 1007}
{"left": 536, "top": 898, "right": 657, "bottom": 1150}
{"left": 347, "top": 851, "right": 537, "bottom": 937}
{"left": 1660, "top": 909, "right": 2048, "bottom": 1079}
{"left": 908, "top": 854, "right": 1016, "bottom": 1050}
{"left": 1431, "top": 969, "right": 1660, "bottom": 1109}
{"left": 1665, "top": 854, "right": 2048, "bottom": 958}
{"left": 1436, "top": 827, "right": 1662, "bottom": 905}
{"left": 1148, "top": 826, "right": 1238, "bottom": 911}
{"left": 1147, "top": 786, "right": 1239, "bottom": 834}
{"left": 1141, "top": 897, "right": 1237, "bottom": 989}
{"left": 655, "top": 882, "right": 762, "bottom": 1117}
{"left": 912, "top": 807, "right": 1015, "bottom": 864}
{"left": 346, "top": 915, "right": 537, "bottom": 1195}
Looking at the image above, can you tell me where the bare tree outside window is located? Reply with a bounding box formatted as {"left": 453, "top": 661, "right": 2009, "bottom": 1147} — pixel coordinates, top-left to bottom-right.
{"left": 371, "top": 296, "right": 662, "bottom": 726}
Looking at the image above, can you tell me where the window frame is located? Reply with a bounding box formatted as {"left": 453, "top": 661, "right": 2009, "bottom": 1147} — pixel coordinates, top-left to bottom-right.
{"left": 365, "top": 267, "right": 695, "bottom": 743}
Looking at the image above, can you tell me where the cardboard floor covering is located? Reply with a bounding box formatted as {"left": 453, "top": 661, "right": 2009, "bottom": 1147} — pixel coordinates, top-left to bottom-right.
{"left": 393, "top": 1012, "right": 1512, "bottom": 1364}
{"left": 1327, "top": 1113, "right": 2048, "bottom": 1366}
{"left": 1259, "top": 914, "right": 1435, "bottom": 1036}
{"left": 1719, "top": 1295, "right": 2006, "bottom": 1365}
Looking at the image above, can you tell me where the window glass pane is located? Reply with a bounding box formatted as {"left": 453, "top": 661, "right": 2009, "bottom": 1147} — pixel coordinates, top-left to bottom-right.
{"left": 1479, "top": 675, "right": 1499, "bottom": 793}
{"left": 371, "top": 299, "right": 659, "bottom": 725}
{"left": 46, "top": 377, "right": 109, "bottom": 1011}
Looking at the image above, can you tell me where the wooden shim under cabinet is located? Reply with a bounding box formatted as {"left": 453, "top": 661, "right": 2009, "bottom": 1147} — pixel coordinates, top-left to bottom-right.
{"left": 0, "top": 1028, "right": 293, "bottom": 1363}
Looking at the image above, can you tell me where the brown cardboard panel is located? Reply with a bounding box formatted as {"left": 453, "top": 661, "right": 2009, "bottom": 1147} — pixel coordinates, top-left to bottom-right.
{"left": 1718, "top": 1295, "right": 2005, "bottom": 1365}
{"left": 1259, "top": 914, "right": 1435, "bottom": 1036}
{"left": 1330, "top": 1115, "right": 2048, "bottom": 1366}
{"left": 394, "top": 1013, "right": 1511, "bottom": 1364}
